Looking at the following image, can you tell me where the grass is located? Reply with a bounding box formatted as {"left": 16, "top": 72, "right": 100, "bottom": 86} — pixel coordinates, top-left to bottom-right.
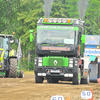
{"left": 24, "top": 70, "right": 34, "bottom": 75}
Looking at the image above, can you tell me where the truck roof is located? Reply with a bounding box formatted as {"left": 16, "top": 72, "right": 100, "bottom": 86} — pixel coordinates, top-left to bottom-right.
{"left": 0, "top": 34, "right": 13, "bottom": 38}
{"left": 37, "top": 18, "right": 85, "bottom": 27}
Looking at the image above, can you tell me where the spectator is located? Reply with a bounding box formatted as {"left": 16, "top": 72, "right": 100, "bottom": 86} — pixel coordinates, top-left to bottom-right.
{"left": 87, "top": 36, "right": 97, "bottom": 44}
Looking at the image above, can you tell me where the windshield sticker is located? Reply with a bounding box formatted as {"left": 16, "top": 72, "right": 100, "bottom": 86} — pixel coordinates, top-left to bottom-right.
{"left": 42, "top": 47, "right": 70, "bottom": 51}
{"left": 37, "top": 25, "right": 78, "bottom": 31}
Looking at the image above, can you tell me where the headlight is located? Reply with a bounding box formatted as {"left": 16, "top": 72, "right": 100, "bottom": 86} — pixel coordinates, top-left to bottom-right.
{"left": 75, "top": 61, "right": 78, "bottom": 63}
{"left": 62, "top": 18, "right": 67, "bottom": 23}
{"left": 75, "top": 63, "right": 78, "bottom": 66}
{"left": 35, "top": 62, "right": 36, "bottom": 65}
{"left": 38, "top": 59, "right": 42, "bottom": 63}
{"left": 69, "top": 64, "right": 73, "bottom": 67}
{"left": 48, "top": 18, "right": 52, "bottom": 23}
{"left": 69, "top": 60, "right": 73, "bottom": 63}
{"left": 58, "top": 18, "right": 62, "bottom": 23}
{"left": 53, "top": 18, "right": 57, "bottom": 23}
{"left": 38, "top": 63, "right": 42, "bottom": 66}
{"left": 75, "top": 60, "right": 78, "bottom": 66}
{"left": 69, "top": 58, "right": 73, "bottom": 67}
{"left": 38, "top": 57, "right": 43, "bottom": 66}
{"left": 69, "top": 59, "right": 73, "bottom": 67}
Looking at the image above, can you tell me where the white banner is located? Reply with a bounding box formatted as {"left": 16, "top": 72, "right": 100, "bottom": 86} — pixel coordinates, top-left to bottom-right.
{"left": 84, "top": 48, "right": 100, "bottom": 56}
{"left": 17, "top": 38, "right": 22, "bottom": 60}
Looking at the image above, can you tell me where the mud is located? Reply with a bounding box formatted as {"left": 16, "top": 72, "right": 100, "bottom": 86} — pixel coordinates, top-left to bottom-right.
{"left": 0, "top": 75, "right": 100, "bottom": 100}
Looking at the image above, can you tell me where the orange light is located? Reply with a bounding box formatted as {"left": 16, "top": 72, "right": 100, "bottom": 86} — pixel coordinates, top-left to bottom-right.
{"left": 67, "top": 19, "right": 71, "bottom": 23}
{"left": 13, "top": 32, "right": 15, "bottom": 35}
{"left": 44, "top": 18, "right": 47, "bottom": 22}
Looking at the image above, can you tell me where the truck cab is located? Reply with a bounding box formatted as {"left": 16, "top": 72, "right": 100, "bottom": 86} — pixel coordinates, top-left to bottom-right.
{"left": 30, "top": 18, "right": 89, "bottom": 85}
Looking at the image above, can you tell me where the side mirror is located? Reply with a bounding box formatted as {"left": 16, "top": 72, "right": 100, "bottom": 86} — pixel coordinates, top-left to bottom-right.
{"left": 10, "top": 40, "right": 14, "bottom": 43}
{"left": 81, "top": 34, "right": 85, "bottom": 43}
{"left": 78, "top": 32, "right": 81, "bottom": 44}
{"left": 29, "top": 30, "right": 34, "bottom": 42}
{"left": 15, "top": 39, "right": 18, "bottom": 44}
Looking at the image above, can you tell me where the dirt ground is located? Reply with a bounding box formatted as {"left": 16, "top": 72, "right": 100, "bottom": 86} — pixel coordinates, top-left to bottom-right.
{"left": 0, "top": 75, "right": 100, "bottom": 100}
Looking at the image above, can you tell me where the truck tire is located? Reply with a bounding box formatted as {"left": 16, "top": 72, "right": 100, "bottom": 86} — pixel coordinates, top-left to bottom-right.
{"left": 0, "top": 75, "right": 4, "bottom": 78}
{"left": 81, "top": 72, "right": 90, "bottom": 84}
{"left": 72, "top": 68, "right": 81, "bottom": 85}
{"left": 9, "top": 58, "right": 17, "bottom": 78}
{"left": 35, "top": 74, "right": 43, "bottom": 83}
{"left": 19, "top": 70, "right": 24, "bottom": 78}
{"left": 47, "top": 79, "right": 58, "bottom": 83}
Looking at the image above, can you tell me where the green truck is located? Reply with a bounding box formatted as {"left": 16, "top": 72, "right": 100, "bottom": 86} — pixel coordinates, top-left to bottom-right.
{"left": 0, "top": 34, "right": 24, "bottom": 78}
{"left": 30, "top": 18, "right": 90, "bottom": 85}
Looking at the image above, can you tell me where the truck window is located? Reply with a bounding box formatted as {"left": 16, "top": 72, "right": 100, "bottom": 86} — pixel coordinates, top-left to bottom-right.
{"left": 37, "top": 29, "right": 78, "bottom": 45}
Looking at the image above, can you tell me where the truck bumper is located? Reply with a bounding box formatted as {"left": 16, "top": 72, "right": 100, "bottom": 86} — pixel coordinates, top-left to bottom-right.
{"left": 34, "top": 66, "right": 73, "bottom": 80}
{"left": 37, "top": 73, "right": 73, "bottom": 77}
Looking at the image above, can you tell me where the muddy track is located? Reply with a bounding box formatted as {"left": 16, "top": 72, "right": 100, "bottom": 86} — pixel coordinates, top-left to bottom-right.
{"left": 0, "top": 75, "right": 100, "bottom": 100}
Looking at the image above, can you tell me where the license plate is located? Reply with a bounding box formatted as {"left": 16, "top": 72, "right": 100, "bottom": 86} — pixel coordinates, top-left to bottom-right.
{"left": 50, "top": 70, "right": 60, "bottom": 73}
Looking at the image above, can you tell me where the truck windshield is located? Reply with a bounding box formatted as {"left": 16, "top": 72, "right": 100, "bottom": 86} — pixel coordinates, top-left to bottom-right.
{"left": 37, "top": 29, "right": 76, "bottom": 44}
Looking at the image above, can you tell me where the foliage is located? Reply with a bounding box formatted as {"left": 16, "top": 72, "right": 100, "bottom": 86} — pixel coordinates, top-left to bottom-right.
{"left": 0, "top": 0, "right": 100, "bottom": 70}
{"left": 51, "top": 0, "right": 79, "bottom": 18}
{"left": 85, "top": 0, "right": 100, "bottom": 35}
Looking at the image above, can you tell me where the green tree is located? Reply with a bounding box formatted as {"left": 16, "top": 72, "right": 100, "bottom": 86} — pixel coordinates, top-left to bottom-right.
{"left": 85, "top": 0, "right": 100, "bottom": 35}
{"left": 51, "top": 0, "right": 79, "bottom": 18}
{"left": 0, "top": 0, "right": 21, "bottom": 35}
{"left": 17, "top": 0, "right": 44, "bottom": 50}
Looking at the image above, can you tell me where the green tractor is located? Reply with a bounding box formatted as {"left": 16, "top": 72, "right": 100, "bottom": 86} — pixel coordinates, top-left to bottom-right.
{"left": 0, "top": 34, "right": 24, "bottom": 78}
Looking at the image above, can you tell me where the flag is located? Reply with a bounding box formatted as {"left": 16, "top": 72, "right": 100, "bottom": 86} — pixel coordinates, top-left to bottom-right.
{"left": 17, "top": 38, "right": 22, "bottom": 61}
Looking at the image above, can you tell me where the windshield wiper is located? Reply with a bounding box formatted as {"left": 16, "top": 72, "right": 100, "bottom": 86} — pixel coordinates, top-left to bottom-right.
{"left": 41, "top": 43, "right": 50, "bottom": 44}
{"left": 55, "top": 43, "right": 72, "bottom": 47}
{"left": 41, "top": 43, "right": 51, "bottom": 46}
{"left": 56, "top": 43, "right": 66, "bottom": 45}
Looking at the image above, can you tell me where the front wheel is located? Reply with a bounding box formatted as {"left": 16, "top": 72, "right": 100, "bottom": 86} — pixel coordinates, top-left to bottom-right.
{"left": 35, "top": 74, "right": 44, "bottom": 83}
{"left": 72, "top": 68, "right": 81, "bottom": 85}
